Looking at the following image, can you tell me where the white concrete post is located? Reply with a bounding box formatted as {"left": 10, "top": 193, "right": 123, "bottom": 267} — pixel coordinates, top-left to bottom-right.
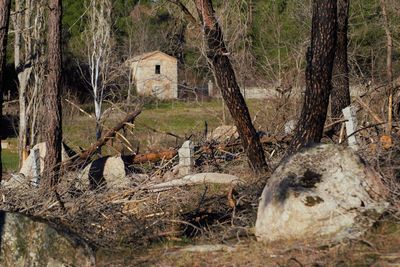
{"left": 208, "top": 80, "right": 214, "bottom": 97}
{"left": 342, "top": 106, "right": 358, "bottom": 149}
{"left": 178, "top": 140, "right": 194, "bottom": 176}
{"left": 31, "top": 148, "right": 41, "bottom": 187}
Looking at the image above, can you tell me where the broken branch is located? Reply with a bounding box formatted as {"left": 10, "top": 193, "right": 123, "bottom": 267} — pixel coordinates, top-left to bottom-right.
{"left": 78, "top": 109, "right": 142, "bottom": 160}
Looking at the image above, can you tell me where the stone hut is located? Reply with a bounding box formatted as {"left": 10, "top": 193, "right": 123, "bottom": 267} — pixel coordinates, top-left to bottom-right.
{"left": 128, "top": 51, "right": 178, "bottom": 99}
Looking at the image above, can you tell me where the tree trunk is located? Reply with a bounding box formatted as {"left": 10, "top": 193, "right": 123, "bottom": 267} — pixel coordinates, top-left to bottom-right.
{"left": 287, "top": 0, "right": 337, "bottom": 155}
{"left": 13, "top": 0, "right": 35, "bottom": 166}
{"left": 42, "top": 0, "right": 62, "bottom": 187}
{"left": 194, "top": 0, "right": 267, "bottom": 174}
{"left": 331, "top": 0, "right": 350, "bottom": 125}
{"left": 0, "top": 0, "right": 11, "bottom": 182}
{"left": 95, "top": 119, "right": 102, "bottom": 155}
{"left": 379, "top": 0, "right": 393, "bottom": 134}
{"left": 86, "top": 0, "right": 112, "bottom": 155}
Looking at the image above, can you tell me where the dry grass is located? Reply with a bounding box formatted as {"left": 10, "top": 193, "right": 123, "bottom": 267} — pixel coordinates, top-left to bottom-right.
{"left": 93, "top": 217, "right": 400, "bottom": 266}
{"left": 2, "top": 90, "right": 400, "bottom": 266}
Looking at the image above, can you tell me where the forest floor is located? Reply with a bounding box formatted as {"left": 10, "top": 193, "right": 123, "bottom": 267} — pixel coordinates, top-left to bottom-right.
{"left": 2, "top": 95, "right": 400, "bottom": 266}
{"left": 96, "top": 218, "right": 400, "bottom": 266}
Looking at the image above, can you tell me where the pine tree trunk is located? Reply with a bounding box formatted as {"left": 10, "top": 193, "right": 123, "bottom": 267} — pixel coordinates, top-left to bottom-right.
{"left": 287, "top": 0, "right": 337, "bottom": 155}
{"left": 0, "top": 0, "right": 11, "bottom": 182}
{"left": 42, "top": 0, "right": 62, "bottom": 187}
{"left": 331, "top": 0, "right": 350, "bottom": 124}
{"left": 194, "top": 0, "right": 267, "bottom": 174}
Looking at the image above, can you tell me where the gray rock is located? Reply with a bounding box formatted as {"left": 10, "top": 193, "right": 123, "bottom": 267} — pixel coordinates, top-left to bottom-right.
{"left": 284, "top": 120, "right": 297, "bottom": 135}
{"left": 207, "top": 125, "right": 239, "bottom": 142}
{"left": 255, "top": 144, "right": 388, "bottom": 244}
{"left": 78, "top": 155, "right": 148, "bottom": 190}
{"left": 19, "top": 142, "right": 70, "bottom": 178}
{"left": 0, "top": 212, "right": 94, "bottom": 267}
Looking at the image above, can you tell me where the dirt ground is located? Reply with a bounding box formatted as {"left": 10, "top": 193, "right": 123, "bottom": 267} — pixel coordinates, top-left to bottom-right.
{"left": 95, "top": 216, "right": 400, "bottom": 266}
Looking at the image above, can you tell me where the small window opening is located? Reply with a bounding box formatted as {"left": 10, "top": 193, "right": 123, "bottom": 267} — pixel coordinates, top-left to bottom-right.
{"left": 155, "top": 64, "right": 161, "bottom": 74}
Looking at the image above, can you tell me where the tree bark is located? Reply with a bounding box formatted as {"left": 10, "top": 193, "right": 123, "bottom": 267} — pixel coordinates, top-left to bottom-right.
{"left": 287, "top": 0, "right": 337, "bottom": 155}
{"left": 42, "top": 0, "right": 62, "bottom": 187}
{"left": 0, "top": 0, "right": 11, "bottom": 182}
{"left": 194, "top": 0, "right": 267, "bottom": 174}
{"left": 331, "top": 0, "right": 350, "bottom": 124}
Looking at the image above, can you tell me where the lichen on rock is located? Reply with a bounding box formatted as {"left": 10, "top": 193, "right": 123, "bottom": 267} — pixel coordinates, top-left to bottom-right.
{"left": 255, "top": 144, "right": 388, "bottom": 244}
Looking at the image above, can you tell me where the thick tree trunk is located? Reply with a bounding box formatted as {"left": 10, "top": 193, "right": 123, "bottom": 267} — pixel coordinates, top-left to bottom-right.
{"left": 287, "top": 0, "right": 337, "bottom": 155}
{"left": 42, "top": 0, "right": 62, "bottom": 187}
{"left": 331, "top": 0, "right": 350, "bottom": 124}
{"left": 0, "top": 0, "right": 11, "bottom": 181}
{"left": 194, "top": 0, "right": 267, "bottom": 174}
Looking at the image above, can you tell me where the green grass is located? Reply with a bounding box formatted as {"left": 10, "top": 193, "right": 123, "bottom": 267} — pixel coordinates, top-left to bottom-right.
{"left": 62, "top": 98, "right": 300, "bottom": 154}
{"left": 63, "top": 99, "right": 228, "bottom": 151}
{"left": 2, "top": 149, "right": 19, "bottom": 172}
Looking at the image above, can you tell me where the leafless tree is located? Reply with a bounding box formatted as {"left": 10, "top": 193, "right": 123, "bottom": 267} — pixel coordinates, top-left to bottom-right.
{"left": 12, "top": 0, "right": 46, "bottom": 166}
{"left": 84, "top": 0, "right": 113, "bottom": 155}
{"left": 42, "top": 0, "right": 62, "bottom": 187}
{"left": 287, "top": 0, "right": 337, "bottom": 155}
{"left": 0, "top": 0, "right": 11, "bottom": 182}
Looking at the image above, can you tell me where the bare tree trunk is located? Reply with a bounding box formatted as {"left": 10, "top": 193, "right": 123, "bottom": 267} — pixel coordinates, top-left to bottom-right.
{"left": 85, "top": 0, "right": 113, "bottom": 156}
{"left": 331, "top": 0, "right": 350, "bottom": 124}
{"left": 28, "top": 1, "right": 45, "bottom": 147}
{"left": 287, "top": 0, "right": 337, "bottom": 155}
{"left": 14, "top": 0, "right": 32, "bottom": 166}
{"left": 0, "top": 0, "right": 11, "bottom": 182}
{"left": 42, "top": 0, "right": 62, "bottom": 187}
{"left": 379, "top": 0, "right": 393, "bottom": 134}
{"left": 194, "top": 0, "right": 267, "bottom": 174}
{"left": 12, "top": 0, "right": 45, "bottom": 166}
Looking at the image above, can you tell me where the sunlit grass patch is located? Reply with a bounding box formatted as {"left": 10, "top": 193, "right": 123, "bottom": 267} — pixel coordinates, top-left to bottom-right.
{"left": 2, "top": 149, "right": 19, "bottom": 172}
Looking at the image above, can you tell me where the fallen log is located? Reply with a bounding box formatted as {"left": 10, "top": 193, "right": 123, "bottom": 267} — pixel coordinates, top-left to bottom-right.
{"left": 133, "top": 150, "right": 177, "bottom": 164}
{"left": 147, "top": 172, "right": 242, "bottom": 191}
{"left": 78, "top": 109, "right": 142, "bottom": 160}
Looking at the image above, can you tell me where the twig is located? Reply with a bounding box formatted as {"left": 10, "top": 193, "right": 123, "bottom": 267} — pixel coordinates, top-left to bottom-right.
{"left": 64, "top": 98, "right": 93, "bottom": 118}
{"left": 140, "top": 123, "right": 183, "bottom": 140}
{"left": 340, "top": 122, "right": 386, "bottom": 143}
{"left": 355, "top": 97, "right": 384, "bottom": 124}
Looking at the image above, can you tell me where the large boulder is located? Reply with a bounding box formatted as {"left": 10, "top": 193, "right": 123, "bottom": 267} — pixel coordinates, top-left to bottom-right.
{"left": 255, "top": 144, "right": 388, "bottom": 244}
{"left": 0, "top": 212, "right": 94, "bottom": 267}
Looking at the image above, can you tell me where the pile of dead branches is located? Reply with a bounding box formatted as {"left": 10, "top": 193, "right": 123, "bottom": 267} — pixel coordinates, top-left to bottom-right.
{"left": 0, "top": 164, "right": 265, "bottom": 250}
